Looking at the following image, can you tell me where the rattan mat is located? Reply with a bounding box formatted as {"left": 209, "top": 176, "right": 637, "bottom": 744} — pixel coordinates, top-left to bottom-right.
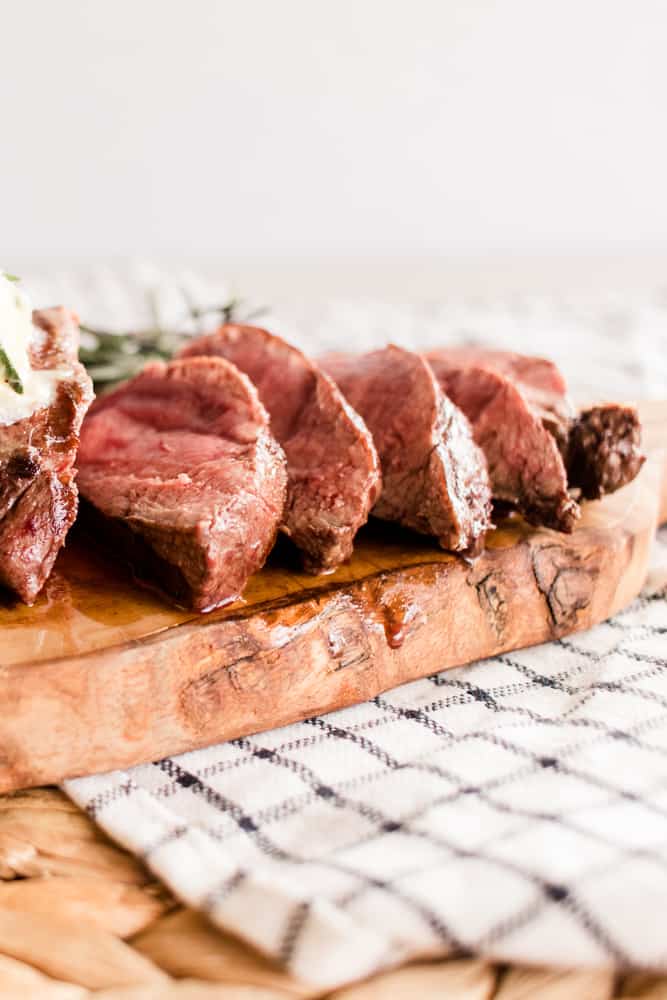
{"left": 0, "top": 788, "right": 662, "bottom": 998}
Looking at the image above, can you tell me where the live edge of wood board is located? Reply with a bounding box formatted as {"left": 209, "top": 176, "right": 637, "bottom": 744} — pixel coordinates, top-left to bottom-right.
{"left": 0, "top": 400, "right": 665, "bottom": 793}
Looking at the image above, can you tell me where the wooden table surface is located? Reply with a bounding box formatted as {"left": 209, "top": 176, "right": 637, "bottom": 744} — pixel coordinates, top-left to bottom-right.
{"left": 0, "top": 786, "right": 662, "bottom": 998}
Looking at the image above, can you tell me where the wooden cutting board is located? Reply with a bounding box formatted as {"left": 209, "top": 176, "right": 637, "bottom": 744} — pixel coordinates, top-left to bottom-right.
{"left": 1, "top": 400, "right": 665, "bottom": 793}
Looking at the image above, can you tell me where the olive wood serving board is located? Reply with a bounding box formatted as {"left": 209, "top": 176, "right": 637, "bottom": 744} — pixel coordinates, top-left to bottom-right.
{"left": 0, "top": 400, "right": 665, "bottom": 793}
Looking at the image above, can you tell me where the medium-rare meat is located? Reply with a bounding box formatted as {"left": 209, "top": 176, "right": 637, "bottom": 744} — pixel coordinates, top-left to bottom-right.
{"left": 430, "top": 347, "right": 645, "bottom": 501}
{"left": 77, "top": 356, "right": 287, "bottom": 612}
{"left": 433, "top": 346, "right": 575, "bottom": 451}
{"left": 179, "top": 325, "right": 381, "bottom": 573}
{"left": 0, "top": 305, "right": 94, "bottom": 603}
{"left": 426, "top": 349, "right": 580, "bottom": 532}
{"left": 482, "top": 350, "right": 645, "bottom": 498}
{"left": 320, "top": 345, "right": 492, "bottom": 553}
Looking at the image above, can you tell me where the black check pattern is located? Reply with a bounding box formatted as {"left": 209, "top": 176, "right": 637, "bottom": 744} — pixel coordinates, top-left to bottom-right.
{"left": 66, "top": 527, "right": 667, "bottom": 989}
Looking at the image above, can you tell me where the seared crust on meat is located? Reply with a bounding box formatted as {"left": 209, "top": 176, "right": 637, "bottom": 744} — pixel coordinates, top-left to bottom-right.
{"left": 568, "top": 403, "right": 645, "bottom": 500}
{"left": 0, "top": 308, "right": 93, "bottom": 604}
{"left": 322, "top": 345, "right": 492, "bottom": 553}
{"left": 426, "top": 350, "right": 580, "bottom": 532}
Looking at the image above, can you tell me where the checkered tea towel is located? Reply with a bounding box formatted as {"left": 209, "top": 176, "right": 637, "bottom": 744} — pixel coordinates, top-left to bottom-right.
{"left": 59, "top": 268, "right": 667, "bottom": 990}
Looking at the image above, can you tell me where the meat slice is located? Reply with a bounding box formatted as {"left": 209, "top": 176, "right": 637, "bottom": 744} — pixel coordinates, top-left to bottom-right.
{"left": 426, "top": 349, "right": 580, "bottom": 532}
{"left": 433, "top": 346, "right": 575, "bottom": 452}
{"left": 430, "top": 347, "right": 644, "bottom": 501}
{"left": 320, "top": 346, "right": 492, "bottom": 553}
{"left": 77, "top": 356, "right": 287, "bottom": 612}
{"left": 179, "top": 325, "right": 381, "bottom": 573}
{"left": 0, "top": 308, "right": 94, "bottom": 603}
{"left": 484, "top": 350, "right": 645, "bottom": 498}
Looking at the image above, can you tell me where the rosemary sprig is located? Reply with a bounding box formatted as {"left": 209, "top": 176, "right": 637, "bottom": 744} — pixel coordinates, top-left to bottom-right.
{"left": 0, "top": 347, "right": 24, "bottom": 394}
{"left": 80, "top": 290, "right": 267, "bottom": 390}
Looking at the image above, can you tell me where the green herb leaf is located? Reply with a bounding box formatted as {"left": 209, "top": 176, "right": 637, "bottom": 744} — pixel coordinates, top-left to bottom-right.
{"left": 0, "top": 347, "right": 24, "bottom": 394}
{"left": 80, "top": 289, "right": 265, "bottom": 389}
{"left": 1, "top": 273, "right": 20, "bottom": 284}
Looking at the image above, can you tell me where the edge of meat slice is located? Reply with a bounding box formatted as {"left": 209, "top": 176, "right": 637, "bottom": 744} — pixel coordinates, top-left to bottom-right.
{"left": 0, "top": 307, "right": 94, "bottom": 604}
{"left": 321, "top": 345, "right": 492, "bottom": 553}
{"left": 426, "top": 350, "right": 580, "bottom": 533}
{"left": 179, "top": 324, "right": 381, "bottom": 573}
{"left": 433, "top": 346, "right": 645, "bottom": 500}
{"left": 77, "top": 356, "right": 287, "bottom": 612}
{"left": 434, "top": 346, "right": 575, "bottom": 451}
{"left": 567, "top": 403, "right": 645, "bottom": 500}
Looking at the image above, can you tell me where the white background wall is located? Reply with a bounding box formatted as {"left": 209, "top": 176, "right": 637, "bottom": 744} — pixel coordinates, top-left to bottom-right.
{"left": 1, "top": 0, "right": 666, "bottom": 262}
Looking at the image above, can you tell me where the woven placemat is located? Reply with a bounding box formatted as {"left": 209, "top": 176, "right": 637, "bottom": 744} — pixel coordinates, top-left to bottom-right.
{"left": 0, "top": 787, "right": 661, "bottom": 998}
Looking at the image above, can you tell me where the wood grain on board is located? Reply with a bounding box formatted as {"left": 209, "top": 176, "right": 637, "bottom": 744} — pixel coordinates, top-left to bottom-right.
{"left": 0, "top": 401, "right": 664, "bottom": 793}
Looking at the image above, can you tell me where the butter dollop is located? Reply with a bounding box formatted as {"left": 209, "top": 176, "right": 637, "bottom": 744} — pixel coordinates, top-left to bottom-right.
{"left": 0, "top": 273, "right": 69, "bottom": 426}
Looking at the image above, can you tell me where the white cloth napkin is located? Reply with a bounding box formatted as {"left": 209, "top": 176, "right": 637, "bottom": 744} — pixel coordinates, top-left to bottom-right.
{"left": 56, "top": 268, "right": 667, "bottom": 990}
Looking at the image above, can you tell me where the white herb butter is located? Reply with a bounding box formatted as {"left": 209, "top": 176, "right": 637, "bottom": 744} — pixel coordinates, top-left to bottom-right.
{"left": 0, "top": 273, "right": 69, "bottom": 426}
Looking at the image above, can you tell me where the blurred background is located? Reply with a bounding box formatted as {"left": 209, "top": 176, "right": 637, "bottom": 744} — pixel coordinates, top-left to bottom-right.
{"left": 1, "top": 0, "right": 666, "bottom": 392}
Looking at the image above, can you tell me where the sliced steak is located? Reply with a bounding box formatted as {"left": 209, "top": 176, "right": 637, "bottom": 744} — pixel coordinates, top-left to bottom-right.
{"left": 77, "top": 356, "right": 287, "bottom": 611}
{"left": 0, "top": 308, "right": 94, "bottom": 603}
{"left": 179, "top": 325, "right": 381, "bottom": 572}
{"left": 492, "top": 350, "right": 645, "bottom": 497}
{"left": 426, "top": 350, "right": 579, "bottom": 532}
{"left": 432, "top": 347, "right": 645, "bottom": 500}
{"left": 433, "top": 346, "right": 575, "bottom": 451}
{"left": 320, "top": 345, "right": 492, "bottom": 553}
